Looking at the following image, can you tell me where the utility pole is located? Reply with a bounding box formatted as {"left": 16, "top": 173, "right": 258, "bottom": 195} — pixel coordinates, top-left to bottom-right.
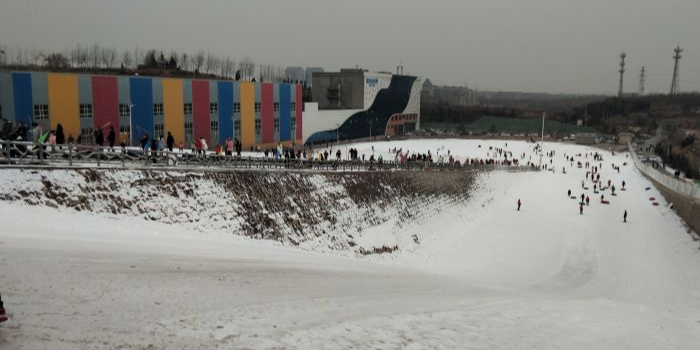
{"left": 670, "top": 46, "right": 683, "bottom": 95}
{"left": 618, "top": 52, "right": 626, "bottom": 98}
{"left": 639, "top": 66, "right": 646, "bottom": 96}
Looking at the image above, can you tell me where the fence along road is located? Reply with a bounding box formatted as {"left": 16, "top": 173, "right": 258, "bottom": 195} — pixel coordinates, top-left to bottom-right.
{"left": 0, "top": 140, "right": 535, "bottom": 173}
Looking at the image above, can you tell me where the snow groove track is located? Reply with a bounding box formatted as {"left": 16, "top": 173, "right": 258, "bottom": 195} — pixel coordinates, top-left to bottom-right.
{"left": 1, "top": 139, "right": 700, "bottom": 349}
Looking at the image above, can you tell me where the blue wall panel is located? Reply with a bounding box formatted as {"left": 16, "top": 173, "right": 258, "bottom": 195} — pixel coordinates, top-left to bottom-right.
{"left": 12, "top": 72, "right": 33, "bottom": 128}
{"left": 217, "top": 81, "right": 233, "bottom": 144}
{"left": 279, "top": 84, "right": 291, "bottom": 141}
{"left": 129, "top": 77, "right": 153, "bottom": 144}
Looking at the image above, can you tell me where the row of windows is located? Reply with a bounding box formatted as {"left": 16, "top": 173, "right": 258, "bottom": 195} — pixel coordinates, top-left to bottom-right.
{"left": 23, "top": 101, "right": 298, "bottom": 122}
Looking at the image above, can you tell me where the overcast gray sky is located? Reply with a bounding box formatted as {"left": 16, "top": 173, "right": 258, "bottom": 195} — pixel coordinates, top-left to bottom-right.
{"left": 1, "top": 0, "right": 699, "bottom": 95}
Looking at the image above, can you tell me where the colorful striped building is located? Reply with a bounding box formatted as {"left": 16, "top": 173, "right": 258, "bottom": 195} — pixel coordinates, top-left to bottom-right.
{"left": 0, "top": 71, "right": 303, "bottom": 149}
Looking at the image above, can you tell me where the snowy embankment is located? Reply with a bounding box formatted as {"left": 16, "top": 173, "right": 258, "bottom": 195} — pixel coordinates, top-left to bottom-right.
{"left": 0, "top": 168, "right": 475, "bottom": 255}
{"left": 1, "top": 139, "right": 700, "bottom": 350}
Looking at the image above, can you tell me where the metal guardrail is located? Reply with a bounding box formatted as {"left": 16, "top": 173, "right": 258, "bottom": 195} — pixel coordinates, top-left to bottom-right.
{"left": 0, "top": 140, "right": 536, "bottom": 173}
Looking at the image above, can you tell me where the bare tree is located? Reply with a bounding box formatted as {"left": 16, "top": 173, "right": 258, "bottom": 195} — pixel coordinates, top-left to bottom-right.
{"left": 30, "top": 48, "right": 44, "bottom": 66}
{"left": 14, "top": 46, "right": 25, "bottom": 66}
{"left": 222, "top": 58, "right": 235, "bottom": 78}
{"left": 193, "top": 50, "right": 205, "bottom": 73}
{"left": 0, "top": 43, "right": 7, "bottom": 66}
{"left": 180, "top": 53, "right": 189, "bottom": 71}
{"left": 89, "top": 43, "right": 101, "bottom": 69}
{"left": 100, "top": 47, "right": 111, "bottom": 68}
{"left": 169, "top": 51, "right": 179, "bottom": 68}
{"left": 239, "top": 57, "right": 255, "bottom": 80}
{"left": 121, "top": 50, "right": 132, "bottom": 69}
{"left": 204, "top": 52, "right": 216, "bottom": 75}
{"left": 107, "top": 48, "right": 117, "bottom": 68}
{"left": 133, "top": 47, "right": 144, "bottom": 69}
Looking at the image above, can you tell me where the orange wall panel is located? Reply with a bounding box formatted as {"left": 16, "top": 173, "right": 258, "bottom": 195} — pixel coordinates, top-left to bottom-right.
{"left": 240, "top": 82, "right": 255, "bottom": 149}
{"left": 163, "top": 78, "right": 184, "bottom": 144}
{"left": 47, "top": 74, "right": 80, "bottom": 139}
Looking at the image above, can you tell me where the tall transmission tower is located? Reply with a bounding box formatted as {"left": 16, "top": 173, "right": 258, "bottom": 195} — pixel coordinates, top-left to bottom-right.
{"left": 618, "top": 52, "right": 626, "bottom": 98}
{"left": 670, "top": 46, "right": 683, "bottom": 95}
{"left": 638, "top": 66, "right": 646, "bottom": 96}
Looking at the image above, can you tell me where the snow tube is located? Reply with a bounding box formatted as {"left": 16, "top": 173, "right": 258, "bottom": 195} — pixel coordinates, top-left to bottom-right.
{"left": 652, "top": 202, "right": 659, "bottom": 206}
{"left": 601, "top": 200, "right": 610, "bottom": 204}
{"left": 645, "top": 187, "right": 651, "bottom": 190}
{"left": 649, "top": 197, "right": 656, "bottom": 201}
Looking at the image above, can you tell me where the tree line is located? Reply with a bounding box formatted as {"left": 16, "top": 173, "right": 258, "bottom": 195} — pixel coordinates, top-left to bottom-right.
{"left": 0, "top": 43, "right": 293, "bottom": 83}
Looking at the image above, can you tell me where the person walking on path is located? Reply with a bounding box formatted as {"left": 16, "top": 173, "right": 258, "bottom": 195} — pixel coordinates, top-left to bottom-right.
{"left": 517, "top": 199, "right": 521, "bottom": 211}
{"left": 624, "top": 210, "right": 628, "bottom": 223}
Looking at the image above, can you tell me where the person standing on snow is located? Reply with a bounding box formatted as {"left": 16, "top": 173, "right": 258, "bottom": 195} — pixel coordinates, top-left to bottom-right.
{"left": 624, "top": 210, "right": 628, "bottom": 223}
{"left": 580, "top": 204, "right": 583, "bottom": 215}
{"left": 517, "top": 199, "right": 521, "bottom": 211}
{"left": 586, "top": 196, "right": 590, "bottom": 206}
{"left": 0, "top": 293, "right": 8, "bottom": 323}
{"left": 568, "top": 189, "right": 571, "bottom": 197}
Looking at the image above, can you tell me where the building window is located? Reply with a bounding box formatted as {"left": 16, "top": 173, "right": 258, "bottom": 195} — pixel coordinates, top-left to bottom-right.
{"left": 210, "top": 103, "right": 218, "bottom": 114}
{"left": 184, "top": 122, "right": 193, "bottom": 144}
{"left": 80, "top": 127, "right": 94, "bottom": 144}
{"left": 290, "top": 102, "right": 296, "bottom": 111}
{"left": 254, "top": 102, "right": 261, "bottom": 112}
{"left": 274, "top": 118, "right": 279, "bottom": 133}
{"left": 119, "top": 124, "right": 130, "bottom": 135}
{"left": 274, "top": 102, "right": 279, "bottom": 112}
{"left": 119, "top": 104, "right": 131, "bottom": 118}
{"left": 234, "top": 120, "right": 241, "bottom": 138}
{"left": 291, "top": 116, "right": 296, "bottom": 135}
{"left": 233, "top": 102, "right": 241, "bottom": 113}
{"left": 255, "top": 119, "right": 261, "bottom": 135}
{"left": 153, "top": 103, "right": 163, "bottom": 116}
{"left": 210, "top": 120, "right": 219, "bottom": 137}
{"left": 183, "top": 103, "right": 193, "bottom": 115}
{"left": 79, "top": 104, "right": 93, "bottom": 120}
{"left": 34, "top": 104, "right": 49, "bottom": 120}
{"left": 154, "top": 123, "right": 164, "bottom": 137}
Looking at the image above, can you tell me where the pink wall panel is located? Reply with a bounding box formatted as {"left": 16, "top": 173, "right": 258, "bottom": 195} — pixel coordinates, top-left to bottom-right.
{"left": 91, "top": 76, "right": 119, "bottom": 134}
{"left": 261, "top": 83, "right": 274, "bottom": 144}
{"left": 192, "top": 80, "right": 211, "bottom": 148}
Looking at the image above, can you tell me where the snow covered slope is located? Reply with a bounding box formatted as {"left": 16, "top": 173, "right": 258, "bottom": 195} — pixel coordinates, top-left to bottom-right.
{"left": 1, "top": 139, "right": 699, "bottom": 349}
{"left": 0, "top": 168, "right": 476, "bottom": 255}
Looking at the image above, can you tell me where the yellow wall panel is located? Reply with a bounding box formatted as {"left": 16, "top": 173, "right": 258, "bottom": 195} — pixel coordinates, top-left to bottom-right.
{"left": 163, "top": 78, "right": 184, "bottom": 145}
{"left": 240, "top": 82, "right": 255, "bottom": 149}
{"left": 47, "top": 73, "right": 79, "bottom": 139}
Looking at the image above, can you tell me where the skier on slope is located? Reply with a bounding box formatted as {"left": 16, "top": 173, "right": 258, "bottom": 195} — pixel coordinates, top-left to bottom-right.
{"left": 579, "top": 204, "right": 583, "bottom": 215}
{"left": 568, "top": 189, "right": 571, "bottom": 197}
{"left": 624, "top": 210, "right": 628, "bottom": 223}
{"left": 586, "top": 196, "right": 590, "bottom": 206}
{"left": 517, "top": 199, "right": 521, "bottom": 211}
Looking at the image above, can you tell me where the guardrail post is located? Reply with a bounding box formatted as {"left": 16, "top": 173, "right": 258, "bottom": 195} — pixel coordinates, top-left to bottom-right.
{"left": 121, "top": 147, "right": 126, "bottom": 167}
{"left": 68, "top": 144, "right": 73, "bottom": 166}
{"left": 4, "top": 141, "right": 9, "bottom": 164}
{"left": 97, "top": 146, "right": 101, "bottom": 167}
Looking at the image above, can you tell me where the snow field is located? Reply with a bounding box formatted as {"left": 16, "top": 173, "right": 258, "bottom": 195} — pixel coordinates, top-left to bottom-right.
{"left": 1, "top": 138, "right": 699, "bottom": 349}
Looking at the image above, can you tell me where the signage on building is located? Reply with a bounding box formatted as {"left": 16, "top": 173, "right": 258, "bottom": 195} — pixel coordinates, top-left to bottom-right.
{"left": 366, "top": 78, "right": 379, "bottom": 87}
